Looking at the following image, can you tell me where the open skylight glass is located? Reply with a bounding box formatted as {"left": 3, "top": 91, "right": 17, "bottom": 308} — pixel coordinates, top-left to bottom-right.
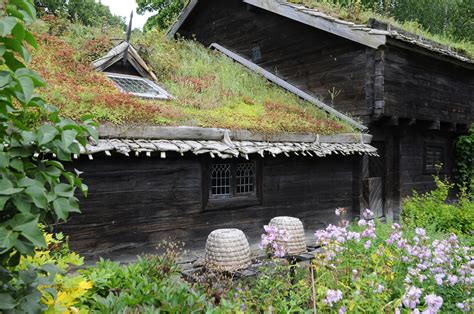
{"left": 105, "top": 72, "right": 171, "bottom": 100}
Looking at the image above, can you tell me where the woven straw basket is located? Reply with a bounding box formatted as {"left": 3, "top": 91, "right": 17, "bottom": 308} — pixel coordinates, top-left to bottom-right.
{"left": 204, "top": 228, "right": 251, "bottom": 272}
{"left": 269, "top": 216, "right": 307, "bottom": 255}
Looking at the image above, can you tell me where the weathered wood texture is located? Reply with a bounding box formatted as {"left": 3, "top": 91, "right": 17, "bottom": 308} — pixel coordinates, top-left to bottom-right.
{"left": 383, "top": 44, "right": 473, "bottom": 124}
{"left": 177, "top": 0, "right": 370, "bottom": 119}
{"left": 58, "top": 154, "right": 357, "bottom": 255}
{"left": 398, "top": 128, "right": 455, "bottom": 198}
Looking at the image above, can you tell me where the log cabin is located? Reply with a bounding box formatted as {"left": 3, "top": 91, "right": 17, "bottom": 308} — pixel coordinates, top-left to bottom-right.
{"left": 169, "top": 0, "right": 474, "bottom": 221}
{"left": 33, "top": 29, "right": 377, "bottom": 257}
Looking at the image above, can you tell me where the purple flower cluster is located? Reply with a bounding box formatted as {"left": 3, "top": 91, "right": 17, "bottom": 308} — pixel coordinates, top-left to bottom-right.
{"left": 311, "top": 208, "right": 473, "bottom": 313}
{"left": 260, "top": 225, "right": 290, "bottom": 258}
{"left": 402, "top": 286, "right": 422, "bottom": 309}
{"left": 423, "top": 294, "right": 443, "bottom": 314}
{"left": 324, "top": 289, "right": 343, "bottom": 307}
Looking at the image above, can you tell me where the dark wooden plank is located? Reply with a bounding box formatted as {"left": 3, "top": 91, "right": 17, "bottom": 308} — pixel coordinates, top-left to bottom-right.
{"left": 59, "top": 155, "right": 358, "bottom": 255}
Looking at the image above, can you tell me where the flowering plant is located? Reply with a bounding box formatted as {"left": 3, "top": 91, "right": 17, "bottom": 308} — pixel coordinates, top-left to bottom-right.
{"left": 260, "top": 225, "right": 291, "bottom": 257}
{"left": 311, "top": 208, "right": 473, "bottom": 313}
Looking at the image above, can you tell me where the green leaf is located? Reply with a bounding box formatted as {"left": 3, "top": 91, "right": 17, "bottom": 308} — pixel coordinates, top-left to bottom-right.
{"left": 0, "top": 178, "right": 24, "bottom": 195}
{"left": 45, "top": 160, "right": 65, "bottom": 171}
{"left": 61, "top": 129, "right": 78, "bottom": 148}
{"left": 10, "top": 158, "right": 23, "bottom": 172}
{"left": 25, "top": 185, "right": 47, "bottom": 209}
{"left": 16, "top": 68, "right": 44, "bottom": 86}
{"left": 0, "top": 228, "right": 18, "bottom": 254}
{"left": 53, "top": 198, "right": 71, "bottom": 221}
{"left": 37, "top": 125, "right": 58, "bottom": 146}
{"left": 3, "top": 51, "right": 25, "bottom": 71}
{"left": 18, "top": 268, "right": 37, "bottom": 285}
{"left": 9, "top": 0, "right": 36, "bottom": 21}
{"left": 11, "top": 22, "right": 25, "bottom": 42}
{"left": 0, "top": 16, "right": 18, "bottom": 36}
{"left": 11, "top": 195, "right": 31, "bottom": 212}
{"left": 0, "top": 293, "right": 16, "bottom": 310}
{"left": 0, "top": 196, "right": 9, "bottom": 210}
{"left": 54, "top": 183, "right": 74, "bottom": 198}
{"left": 18, "top": 76, "right": 34, "bottom": 103}
{"left": 14, "top": 218, "right": 46, "bottom": 248}
{"left": 6, "top": 5, "right": 32, "bottom": 24}
{"left": 24, "top": 30, "right": 37, "bottom": 48}
{"left": 13, "top": 238, "right": 34, "bottom": 254}
{"left": 0, "top": 152, "right": 10, "bottom": 168}
{"left": 44, "top": 166, "right": 61, "bottom": 177}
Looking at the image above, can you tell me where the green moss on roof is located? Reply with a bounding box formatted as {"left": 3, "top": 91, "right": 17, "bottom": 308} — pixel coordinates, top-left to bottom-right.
{"left": 31, "top": 25, "right": 355, "bottom": 135}
{"left": 289, "top": 0, "right": 474, "bottom": 59}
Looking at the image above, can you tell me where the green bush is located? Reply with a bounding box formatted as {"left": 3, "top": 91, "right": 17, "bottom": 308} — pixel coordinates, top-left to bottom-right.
{"left": 402, "top": 176, "right": 474, "bottom": 235}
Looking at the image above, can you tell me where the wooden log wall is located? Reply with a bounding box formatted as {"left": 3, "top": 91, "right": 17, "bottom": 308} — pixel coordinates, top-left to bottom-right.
{"left": 178, "top": 0, "right": 370, "bottom": 119}
{"left": 58, "top": 154, "right": 357, "bottom": 256}
{"left": 383, "top": 43, "right": 473, "bottom": 124}
{"left": 397, "top": 128, "right": 455, "bottom": 198}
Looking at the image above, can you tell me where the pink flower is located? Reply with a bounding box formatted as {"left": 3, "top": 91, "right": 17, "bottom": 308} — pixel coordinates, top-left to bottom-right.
{"left": 364, "top": 240, "right": 371, "bottom": 249}
{"left": 423, "top": 294, "right": 443, "bottom": 314}
{"left": 434, "top": 273, "right": 445, "bottom": 286}
{"left": 362, "top": 208, "right": 374, "bottom": 219}
{"left": 402, "top": 286, "right": 422, "bottom": 309}
{"left": 260, "top": 225, "right": 290, "bottom": 257}
{"left": 324, "top": 289, "right": 343, "bottom": 307}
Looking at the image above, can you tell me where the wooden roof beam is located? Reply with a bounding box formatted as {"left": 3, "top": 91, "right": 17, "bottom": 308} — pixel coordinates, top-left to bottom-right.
{"left": 167, "top": 0, "right": 199, "bottom": 38}
{"left": 242, "top": 0, "right": 386, "bottom": 49}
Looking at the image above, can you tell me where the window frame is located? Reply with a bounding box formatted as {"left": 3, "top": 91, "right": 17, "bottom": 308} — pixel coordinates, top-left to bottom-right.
{"left": 423, "top": 143, "right": 445, "bottom": 174}
{"left": 104, "top": 72, "right": 172, "bottom": 100}
{"left": 202, "top": 158, "right": 262, "bottom": 211}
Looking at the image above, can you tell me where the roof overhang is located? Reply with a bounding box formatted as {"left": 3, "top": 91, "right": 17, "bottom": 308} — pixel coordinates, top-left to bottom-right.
{"left": 243, "top": 0, "right": 386, "bottom": 49}
{"left": 168, "top": 0, "right": 472, "bottom": 66}
{"left": 78, "top": 125, "right": 377, "bottom": 159}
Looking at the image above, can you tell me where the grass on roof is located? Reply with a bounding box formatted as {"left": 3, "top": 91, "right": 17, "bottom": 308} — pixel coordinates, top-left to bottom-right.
{"left": 289, "top": 0, "right": 474, "bottom": 59}
{"left": 30, "top": 21, "right": 354, "bottom": 135}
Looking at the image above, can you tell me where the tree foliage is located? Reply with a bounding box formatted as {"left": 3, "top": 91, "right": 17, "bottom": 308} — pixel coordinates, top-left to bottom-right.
{"left": 309, "top": 0, "right": 473, "bottom": 43}
{"left": 455, "top": 124, "right": 474, "bottom": 194}
{"left": 34, "top": 0, "right": 126, "bottom": 29}
{"left": 359, "top": 0, "right": 473, "bottom": 42}
{"left": 137, "top": 0, "right": 187, "bottom": 31}
{"left": 0, "top": 0, "right": 96, "bottom": 311}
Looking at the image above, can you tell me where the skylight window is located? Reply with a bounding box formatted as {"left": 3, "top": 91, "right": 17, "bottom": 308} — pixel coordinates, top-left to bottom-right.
{"left": 105, "top": 72, "right": 171, "bottom": 100}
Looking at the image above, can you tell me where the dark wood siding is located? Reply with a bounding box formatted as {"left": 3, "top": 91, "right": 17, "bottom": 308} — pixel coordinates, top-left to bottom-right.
{"left": 383, "top": 44, "right": 474, "bottom": 124}
{"left": 59, "top": 154, "right": 357, "bottom": 256}
{"left": 398, "top": 129, "right": 455, "bottom": 197}
{"left": 178, "top": 0, "right": 370, "bottom": 118}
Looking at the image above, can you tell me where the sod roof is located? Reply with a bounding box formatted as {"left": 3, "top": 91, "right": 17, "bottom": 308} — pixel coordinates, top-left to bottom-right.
{"left": 30, "top": 24, "right": 356, "bottom": 135}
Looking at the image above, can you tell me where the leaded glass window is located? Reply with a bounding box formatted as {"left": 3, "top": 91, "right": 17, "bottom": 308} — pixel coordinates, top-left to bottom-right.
{"left": 209, "top": 161, "right": 256, "bottom": 198}
{"left": 211, "top": 164, "right": 231, "bottom": 196}
{"left": 236, "top": 163, "right": 255, "bottom": 194}
{"left": 105, "top": 72, "right": 171, "bottom": 99}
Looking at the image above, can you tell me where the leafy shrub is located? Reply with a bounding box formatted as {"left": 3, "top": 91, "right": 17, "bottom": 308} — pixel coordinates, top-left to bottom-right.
{"left": 455, "top": 124, "right": 474, "bottom": 193}
{"left": 78, "top": 251, "right": 216, "bottom": 312}
{"left": 309, "top": 209, "right": 473, "bottom": 313}
{"left": 32, "top": 214, "right": 473, "bottom": 313}
{"left": 0, "top": 1, "right": 95, "bottom": 311}
{"left": 402, "top": 176, "right": 474, "bottom": 235}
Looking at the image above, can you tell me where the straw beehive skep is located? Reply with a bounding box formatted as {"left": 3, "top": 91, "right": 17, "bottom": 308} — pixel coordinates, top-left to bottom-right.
{"left": 269, "top": 216, "right": 307, "bottom": 255}
{"left": 204, "top": 228, "right": 251, "bottom": 272}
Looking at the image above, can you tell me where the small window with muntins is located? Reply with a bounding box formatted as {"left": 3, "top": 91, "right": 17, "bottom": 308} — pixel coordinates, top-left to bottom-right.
{"left": 424, "top": 144, "right": 444, "bottom": 174}
{"left": 211, "top": 163, "right": 232, "bottom": 196}
{"left": 105, "top": 72, "right": 171, "bottom": 99}
{"left": 209, "top": 161, "right": 256, "bottom": 199}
